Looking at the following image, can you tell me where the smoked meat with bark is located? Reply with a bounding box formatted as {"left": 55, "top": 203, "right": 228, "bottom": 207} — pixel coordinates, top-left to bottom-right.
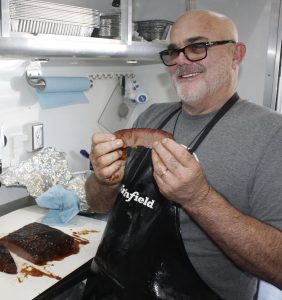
{"left": 114, "top": 128, "right": 174, "bottom": 149}
{"left": 0, "top": 222, "right": 79, "bottom": 265}
{"left": 0, "top": 244, "right": 17, "bottom": 274}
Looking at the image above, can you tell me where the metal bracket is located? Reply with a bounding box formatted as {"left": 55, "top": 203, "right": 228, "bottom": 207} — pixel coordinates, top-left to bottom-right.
{"left": 89, "top": 72, "right": 135, "bottom": 80}
{"left": 26, "top": 59, "right": 49, "bottom": 90}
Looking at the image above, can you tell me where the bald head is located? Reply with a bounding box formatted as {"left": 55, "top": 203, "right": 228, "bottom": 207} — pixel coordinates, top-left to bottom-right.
{"left": 170, "top": 10, "right": 238, "bottom": 46}
{"left": 165, "top": 10, "right": 246, "bottom": 114}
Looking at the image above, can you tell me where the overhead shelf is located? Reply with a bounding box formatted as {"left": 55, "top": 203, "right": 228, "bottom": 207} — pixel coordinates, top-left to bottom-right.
{"left": 0, "top": 34, "right": 166, "bottom": 63}
{"left": 0, "top": 0, "right": 169, "bottom": 64}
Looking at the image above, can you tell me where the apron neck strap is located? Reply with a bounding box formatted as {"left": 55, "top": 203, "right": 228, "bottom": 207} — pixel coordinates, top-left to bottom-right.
{"left": 157, "top": 93, "right": 239, "bottom": 153}
{"left": 157, "top": 104, "right": 182, "bottom": 130}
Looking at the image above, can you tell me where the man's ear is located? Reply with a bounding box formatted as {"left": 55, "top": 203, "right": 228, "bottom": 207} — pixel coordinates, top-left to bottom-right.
{"left": 232, "top": 42, "right": 246, "bottom": 67}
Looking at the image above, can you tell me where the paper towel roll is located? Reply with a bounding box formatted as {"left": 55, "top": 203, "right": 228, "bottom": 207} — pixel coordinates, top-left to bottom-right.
{"left": 36, "top": 76, "right": 92, "bottom": 109}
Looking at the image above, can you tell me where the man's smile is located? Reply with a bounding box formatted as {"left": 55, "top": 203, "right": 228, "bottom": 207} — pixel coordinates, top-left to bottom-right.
{"left": 175, "top": 64, "right": 205, "bottom": 80}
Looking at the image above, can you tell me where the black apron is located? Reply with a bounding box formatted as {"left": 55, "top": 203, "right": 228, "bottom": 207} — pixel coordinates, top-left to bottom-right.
{"left": 92, "top": 94, "right": 239, "bottom": 300}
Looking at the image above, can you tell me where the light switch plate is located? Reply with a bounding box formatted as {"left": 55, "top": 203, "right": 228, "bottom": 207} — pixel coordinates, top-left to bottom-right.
{"left": 32, "top": 123, "right": 44, "bottom": 151}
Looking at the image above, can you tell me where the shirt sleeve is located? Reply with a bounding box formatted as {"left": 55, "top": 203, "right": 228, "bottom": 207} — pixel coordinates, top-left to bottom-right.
{"left": 249, "top": 126, "right": 282, "bottom": 231}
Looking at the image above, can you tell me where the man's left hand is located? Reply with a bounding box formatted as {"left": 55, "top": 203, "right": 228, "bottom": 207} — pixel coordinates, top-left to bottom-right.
{"left": 152, "top": 138, "right": 210, "bottom": 208}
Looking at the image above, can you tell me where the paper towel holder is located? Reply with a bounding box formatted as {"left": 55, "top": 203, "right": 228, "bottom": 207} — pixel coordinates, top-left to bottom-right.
{"left": 26, "top": 59, "right": 94, "bottom": 91}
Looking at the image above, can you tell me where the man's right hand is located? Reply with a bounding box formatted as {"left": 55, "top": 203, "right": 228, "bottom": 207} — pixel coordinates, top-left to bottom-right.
{"left": 90, "top": 132, "right": 125, "bottom": 185}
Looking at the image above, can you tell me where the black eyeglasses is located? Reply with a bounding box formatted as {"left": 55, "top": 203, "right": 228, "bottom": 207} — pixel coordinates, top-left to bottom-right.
{"left": 159, "top": 40, "right": 236, "bottom": 66}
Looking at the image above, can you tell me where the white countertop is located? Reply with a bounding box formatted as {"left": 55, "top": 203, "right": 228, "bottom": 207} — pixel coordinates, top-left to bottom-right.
{"left": 0, "top": 205, "right": 106, "bottom": 300}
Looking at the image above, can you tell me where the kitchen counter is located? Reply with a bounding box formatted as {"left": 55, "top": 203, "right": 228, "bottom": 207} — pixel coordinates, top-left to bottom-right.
{"left": 0, "top": 205, "right": 106, "bottom": 300}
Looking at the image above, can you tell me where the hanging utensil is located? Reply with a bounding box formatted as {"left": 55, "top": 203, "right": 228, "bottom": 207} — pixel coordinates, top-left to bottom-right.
{"left": 118, "top": 75, "right": 129, "bottom": 119}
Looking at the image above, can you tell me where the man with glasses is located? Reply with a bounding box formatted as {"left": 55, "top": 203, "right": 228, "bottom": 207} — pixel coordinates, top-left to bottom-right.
{"left": 84, "top": 10, "right": 282, "bottom": 300}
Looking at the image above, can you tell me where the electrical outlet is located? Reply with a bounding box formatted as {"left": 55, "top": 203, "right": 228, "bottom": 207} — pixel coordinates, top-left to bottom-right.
{"left": 32, "top": 123, "right": 44, "bottom": 151}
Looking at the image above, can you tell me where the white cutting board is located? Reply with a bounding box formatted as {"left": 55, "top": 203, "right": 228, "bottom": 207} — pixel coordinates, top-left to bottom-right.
{"left": 0, "top": 205, "right": 106, "bottom": 300}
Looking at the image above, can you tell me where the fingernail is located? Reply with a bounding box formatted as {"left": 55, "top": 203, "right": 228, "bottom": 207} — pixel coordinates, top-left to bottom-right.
{"left": 116, "top": 140, "right": 123, "bottom": 147}
{"left": 162, "top": 138, "right": 168, "bottom": 144}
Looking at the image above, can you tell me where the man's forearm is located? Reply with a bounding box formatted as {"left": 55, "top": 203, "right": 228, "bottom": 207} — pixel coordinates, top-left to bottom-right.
{"left": 85, "top": 173, "right": 121, "bottom": 213}
{"left": 184, "top": 187, "right": 282, "bottom": 289}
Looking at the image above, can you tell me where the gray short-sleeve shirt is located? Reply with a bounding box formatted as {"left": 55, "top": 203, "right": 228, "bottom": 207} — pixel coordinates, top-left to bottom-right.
{"left": 133, "top": 99, "right": 282, "bottom": 300}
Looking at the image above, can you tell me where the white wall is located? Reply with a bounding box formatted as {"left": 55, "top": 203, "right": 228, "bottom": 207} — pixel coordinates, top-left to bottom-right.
{"left": 0, "top": 59, "right": 138, "bottom": 173}
{"left": 0, "top": 59, "right": 139, "bottom": 200}
{"left": 133, "top": 0, "right": 186, "bottom": 21}
{"left": 194, "top": 0, "right": 272, "bottom": 106}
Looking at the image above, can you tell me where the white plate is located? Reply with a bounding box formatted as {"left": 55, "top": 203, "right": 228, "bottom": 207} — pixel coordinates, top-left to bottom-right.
{"left": 0, "top": 205, "right": 106, "bottom": 300}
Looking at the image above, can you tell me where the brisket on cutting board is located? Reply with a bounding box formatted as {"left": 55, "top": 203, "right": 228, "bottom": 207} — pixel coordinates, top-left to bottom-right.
{"left": 0, "top": 244, "right": 17, "bottom": 274}
{"left": 0, "top": 222, "right": 79, "bottom": 265}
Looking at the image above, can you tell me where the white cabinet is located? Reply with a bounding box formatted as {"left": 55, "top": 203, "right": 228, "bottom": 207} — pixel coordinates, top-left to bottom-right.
{"left": 0, "top": 0, "right": 186, "bottom": 63}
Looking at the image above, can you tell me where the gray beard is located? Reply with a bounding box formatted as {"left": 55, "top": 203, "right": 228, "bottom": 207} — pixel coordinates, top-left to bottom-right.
{"left": 173, "top": 73, "right": 231, "bottom": 105}
{"left": 172, "top": 60, "right": 232, "bottom": 105}
{"left": 174, "top": 80, "right": 208, "bottom": 104}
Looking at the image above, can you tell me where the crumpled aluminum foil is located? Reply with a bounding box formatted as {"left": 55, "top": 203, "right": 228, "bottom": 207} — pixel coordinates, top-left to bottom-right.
{"left": 0, "top": 147, "right": 93, "bottom": 212}
{"left": 65, "top": 171, "right": 93, "bottom": 212}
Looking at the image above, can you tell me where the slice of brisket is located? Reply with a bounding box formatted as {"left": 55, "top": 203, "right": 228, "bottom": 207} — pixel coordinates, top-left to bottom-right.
{"left": 0, "top": 243, "right": 17, "bottom": 274}
{"left": 0, "top": 222, "right": 79, "bottom": 265}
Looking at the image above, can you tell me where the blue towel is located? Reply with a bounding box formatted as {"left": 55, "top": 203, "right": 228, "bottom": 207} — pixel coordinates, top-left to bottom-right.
{"left": 36, "top": 185, "right": 80, "bottom": 226}
{"left": 37, "top": 91, "right": 88, "bottom": 109}
{"left": 36, "top": 76, "right": 91, "bottom": 109}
